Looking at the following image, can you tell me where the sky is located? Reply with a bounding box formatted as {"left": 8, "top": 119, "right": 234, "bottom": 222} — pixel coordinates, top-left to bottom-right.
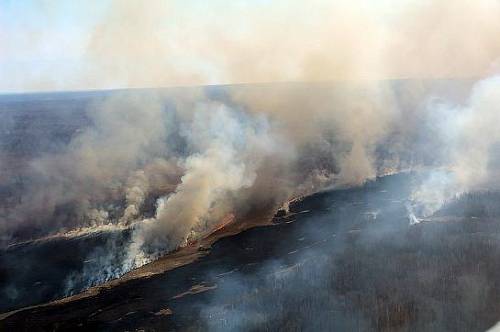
{"left": 0, "top": 1, "right": 109, "bottom": 92}
{"left": 1, "top": 0, "right": 500, "bottom": 93}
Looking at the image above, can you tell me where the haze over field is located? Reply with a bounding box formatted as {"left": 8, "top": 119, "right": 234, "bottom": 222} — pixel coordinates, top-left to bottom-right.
{"left": 3, "top": 0, "right": 500, "bottom": 91}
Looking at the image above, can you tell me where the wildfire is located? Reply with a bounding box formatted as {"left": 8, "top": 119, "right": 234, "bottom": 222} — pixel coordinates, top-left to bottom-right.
{"left": 209, "top": 213, "right": 235, "bottom": 235}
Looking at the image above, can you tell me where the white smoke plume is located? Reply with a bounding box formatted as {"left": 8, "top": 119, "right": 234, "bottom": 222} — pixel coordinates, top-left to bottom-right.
{"left": 119, "top": 102, "right": 282, "bottom": 270}
{"left": 119, "top": 170, "right": 149, "bottom": 225}
{"left": 411, "top": 76, "right": 500, "bottom": 217}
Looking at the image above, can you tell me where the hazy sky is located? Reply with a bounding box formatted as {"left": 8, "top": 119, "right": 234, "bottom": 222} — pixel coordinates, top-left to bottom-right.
{"left": 1, "top": 0, "right": 499, "bottom": 92}
{"left": 1, "top": 1, "right": 108, "bottom": 92}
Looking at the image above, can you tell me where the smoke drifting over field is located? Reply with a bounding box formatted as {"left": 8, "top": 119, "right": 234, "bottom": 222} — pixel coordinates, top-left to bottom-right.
{"left": 4, "top": 0, "right": 500, "bottom": 91}
{"left": 3, "top": 0, "right": 500, "bottom": 291}
{"left": 2, "top": 77, "right": 500, "bottom": 285}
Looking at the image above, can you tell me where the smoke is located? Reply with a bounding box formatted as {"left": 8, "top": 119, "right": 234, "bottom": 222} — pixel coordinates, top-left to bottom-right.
{"left": 4, "top": 0, "right": 500, "bottom": 293}
{"left": 117, "top": 102, "right": 283, "bottom": 271}
{"left": 0, "top": 91, "right": 180, "bottom": 241}
{"left": 0, "top": 80, "right": 410, "bottom": 294}
{"left": 4, "top": 1, "right": 500, "bottom": 92}
{"left": 78, "top": 0, "right": 500, "bottom": 88}
{"left": 119, "top": 170, "right": 149, "bottom": 225}
{"left": 410, "top": 76, "right": 500, "bottom": 217}
{"left": 156, "top": 107, "right": 258, "bottom": 239}
{"left": 2, "top": 77, "right": 496, "bottom": 291}
{"left": 452, "top": 77, "right": 500, "bottom": 189}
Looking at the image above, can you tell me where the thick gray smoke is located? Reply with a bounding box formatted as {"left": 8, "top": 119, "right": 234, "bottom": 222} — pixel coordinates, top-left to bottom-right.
{"left": 3, "top": 76, "right": 500, "bottom": 293}
{"left": 119, "top": 102, "right": 286, "bottom": 271}
{"left": 0, "top": 83, "right": 397, "bottom": 238}
{"left": 1, "top": 91, "right": 180, "bottom": 239}
{"left": 0, "top": 81, "right": 408, "bottom": 293}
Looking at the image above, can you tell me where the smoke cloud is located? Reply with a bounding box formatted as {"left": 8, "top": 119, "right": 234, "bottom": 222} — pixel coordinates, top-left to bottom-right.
{"left": 79, "top": 0, "right": 500, "bottom": 88}
{"left": 4, "top": 0, "right": 500, "bottom": 91}
{"left": 411, "top": 76, "right": 500, "bottom": 216}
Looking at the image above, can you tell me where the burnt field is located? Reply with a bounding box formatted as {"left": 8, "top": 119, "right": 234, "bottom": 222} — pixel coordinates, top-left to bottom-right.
{"left": 3, "top": 172, "right": 500, "bottom": 331}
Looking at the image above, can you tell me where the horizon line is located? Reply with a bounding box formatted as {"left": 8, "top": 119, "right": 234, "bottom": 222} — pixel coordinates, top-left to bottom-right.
{"left": 0, "top": 76, "right": 481, "bottom": 96}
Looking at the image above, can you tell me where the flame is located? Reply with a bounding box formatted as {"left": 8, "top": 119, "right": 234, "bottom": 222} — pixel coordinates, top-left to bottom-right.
{"left": 185, "top": 213, "right": 236, "bottom": 246}
{"left": 209, "top": 213, "right": 235, "bottom": 235}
